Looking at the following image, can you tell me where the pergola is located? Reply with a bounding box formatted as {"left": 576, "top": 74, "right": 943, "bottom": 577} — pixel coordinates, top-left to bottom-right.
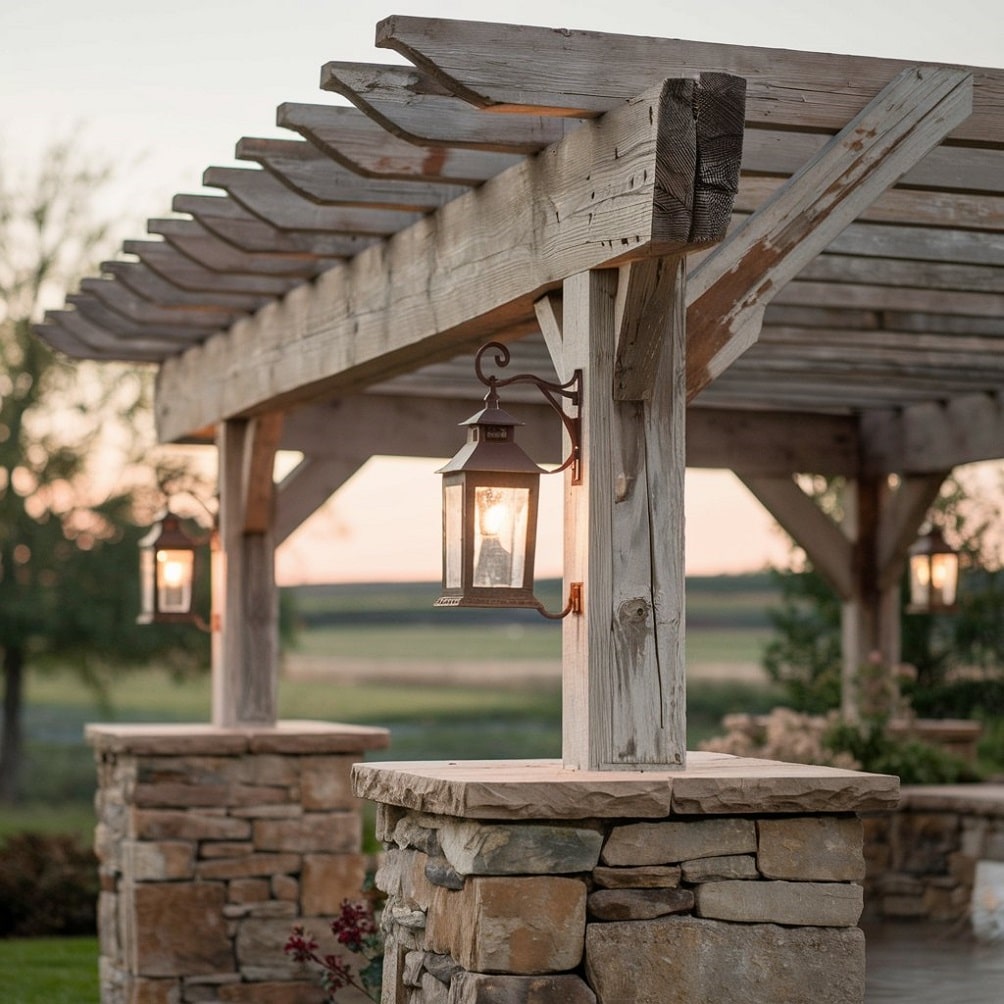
{"left": 38, "top": 16, "right": 1004, "bottom": 771}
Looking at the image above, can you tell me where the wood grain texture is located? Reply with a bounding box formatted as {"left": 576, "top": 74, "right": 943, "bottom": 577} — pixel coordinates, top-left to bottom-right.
{"left": 156, "top": 79, "right": 734, "bottom": 441}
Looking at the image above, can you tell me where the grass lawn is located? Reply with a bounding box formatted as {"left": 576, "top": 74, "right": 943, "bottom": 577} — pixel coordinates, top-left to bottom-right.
{"left": 0, "top": 937, "right": 99, "bottom": 1004}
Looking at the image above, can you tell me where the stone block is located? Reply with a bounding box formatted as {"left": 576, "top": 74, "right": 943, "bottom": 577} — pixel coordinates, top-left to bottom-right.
{"left": 235, "top": 917, "right": 316, "bottom": 979}
{"left": 254, "top": 812, "right": 360, "bottom": 853}
{"left": 130, "top": 976, "right": 181, "bottom": 1003}
{"left": 236, "top": 754, "right": 300, "bottom": 786}
{"left": 200, "top": 842, "right": 255, "bottom": 859}
{"left": 393, "top": 815, "right": 443, "bottom": 856}
{"left": 422, "top": 971, "right": 451, "bottom": 1004}
{"left": 882, "top": 894, "right": 927, "bottom": 917}
{"left": 272, "top": 874, "right": 299, "bottom": 901}
{"left": 132, "top": 783, "right": 233, "bottom": 808}
{"left": 224, "top": 901, "right": 298, "bottom": 920}
{"left": 426, "top": 855, "right": 466, "bottom": 890}
{"left": 301, "top": 853, "right": 368, "bottom": 916}
{"left": 128, "top": 883, "right": 232, "bottom": 977}
{"left": 301, "top": 755, "right": 357, "bottom": 810}
{"left": 592, "top": 864, "right": 681, "bottom": 889}
{"left": 680, "top": 854, "right": 757, "bottom": 882}
{"left": 99, "top": 891, "right": 120, "bottom": 961}
{"left": 228, "top": 878, "right": 271, "bottom": 904}
{"left": 587, "top": 887, "right": 694, "bottom": 921}
{"left": 449, "top": 972, "right": 597, "bottom": 1003}
{"left": 758, "top": 817, "right": 865, "bottom": 881}
{"left": 376, "top": 850, "right": 436, "bottom": 908}
{"left": 376, "top": 803, "right": 407, "bottom": 843}
{"left": 438, "top": 820, "right": 603, "bottom": 876}
{"left": 131, "top": 809, "right": 251, "bottom": 842}
{"left": 197, "top": 853, "right": 301, "bottom": 881}
{"left": 426, "top": 876, "right": 586, "bottom": 974}
{"left": 695, "top": 880, "right": 863, "bottom": 927}
{"left": 602, "top": 818, "right": 756, "bottom": 866}
{"left": 585, "top": 917, "right": 865, "bottom": 1003}
{"left": 217, "top": 980, "right": 322, "bottom": 1003}
{"left": 124, "top": 840, "right": 195, "bottom": 881}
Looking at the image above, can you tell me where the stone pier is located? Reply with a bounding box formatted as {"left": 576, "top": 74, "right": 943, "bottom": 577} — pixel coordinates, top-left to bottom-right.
{"left": 353, "top": 755, "right": 898, "bottom": 1004}
{"left": 88, "top": 721, "right": 389, "bottom": 1004}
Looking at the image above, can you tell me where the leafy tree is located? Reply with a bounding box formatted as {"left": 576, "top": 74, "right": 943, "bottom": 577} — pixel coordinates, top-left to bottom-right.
{"left": 0, "top": 138, "right": 208, "bottom": 803}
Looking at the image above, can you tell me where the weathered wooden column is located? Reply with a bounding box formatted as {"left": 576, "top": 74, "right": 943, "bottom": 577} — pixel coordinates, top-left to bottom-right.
{"left": 545, "top": 261, "right": 688, "bottom": 770}
{"left": 215, "top": 413, "right": 284, "bottom": 727}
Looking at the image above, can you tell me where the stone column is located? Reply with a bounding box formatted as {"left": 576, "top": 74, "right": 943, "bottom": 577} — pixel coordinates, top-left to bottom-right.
{"left": 353, "top": 755, "right": 898, "bottom": 1004}
{"left": 88, "top": 721, "right": 388, "bottom": 1004}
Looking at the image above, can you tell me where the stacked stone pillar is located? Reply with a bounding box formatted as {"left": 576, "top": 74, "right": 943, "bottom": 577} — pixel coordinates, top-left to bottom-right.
{"left": 88, "top": 721, "right": 388, "bottom": 1004}
{"left": 353, "top": 755, "right": 898, "bottom": 1004}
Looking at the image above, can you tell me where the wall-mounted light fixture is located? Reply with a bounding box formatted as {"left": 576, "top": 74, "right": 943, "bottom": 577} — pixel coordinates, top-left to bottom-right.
{"left": 436, "top": 341, "right": 583, "bottom": 619}
{"left": 907, "top": 526, "right": 960, "bottom": 614}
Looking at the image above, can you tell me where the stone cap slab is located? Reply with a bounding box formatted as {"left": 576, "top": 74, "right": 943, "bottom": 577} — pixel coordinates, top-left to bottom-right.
{"left": 352, "top": 754, "right": 899, "bottom": 819}
{"left": 897, "top": 783, "right": 1004, "bottom": 817}
{"left": 85, "top": 720, "right": 390, "bottom": 756}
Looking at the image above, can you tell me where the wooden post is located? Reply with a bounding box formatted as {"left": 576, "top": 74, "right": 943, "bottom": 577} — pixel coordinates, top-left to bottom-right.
{"left": 556, "top": 262, "right": 687, "bottom": 770}
{"left": 214, "top": 415, "right": 283, "bottom": 728}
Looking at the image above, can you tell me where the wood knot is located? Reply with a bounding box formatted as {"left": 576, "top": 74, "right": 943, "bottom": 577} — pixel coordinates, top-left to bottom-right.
{"left": 618, "top": 598, "right": 650, "bottom": 623}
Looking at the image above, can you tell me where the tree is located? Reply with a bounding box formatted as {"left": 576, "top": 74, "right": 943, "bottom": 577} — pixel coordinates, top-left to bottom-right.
{"left": 0, "top": 138, "right": 208, "bottom": 802}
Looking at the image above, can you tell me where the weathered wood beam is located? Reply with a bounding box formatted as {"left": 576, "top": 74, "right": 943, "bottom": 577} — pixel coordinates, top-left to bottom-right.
{"left": 738, "top": 475, "right": 854, "bottom": 599}
{"left": 66, "top": 294, "right": 214, "bottom": 340}
{"left": 172, "top": 194, "right": 379, "bottom": 257}
{"left": 275, "top": 456, "right": 368, "bottom": 546}
{"left": 376, "top": 15, "right": 1002, "bottom": 145}
{"left": 861, "top": 393, "right": 1004, "bottom": 473}
{"left": 685, "top": 66, "right": 974, "bottom": 399}
{"left": 773, "top": 279, "right": 1004, "bottom": 319}
{"left": 156, "top": 76, "right": 744, "bottom": 442}
{"left": 242, "top": 413, "right": 284, "bottom": 534}
{"left": 877, "top": 473, "right": 949, "bottom": 589}
{"left": 101, "top": 260, "right": 268, "bottom": 312}
{"left": 321, "top": 61, "right": 580, "bottom": 153}
{"left": 235, "top": 137, "right": 468, "bottom": 210}
{"left": 203, "top": 166, "right": 420, "bottom": 234}
{"left": 44, "top": 309, "right": 187, "bottom": 358}
{"left": 80, "top": 277, "right": 241, "bottom": 328}
{"left": 276, "top": 102, "right": 520, "bottom": 184}
{"left": 37, "top": 316, "right": 165, "bottom": 363}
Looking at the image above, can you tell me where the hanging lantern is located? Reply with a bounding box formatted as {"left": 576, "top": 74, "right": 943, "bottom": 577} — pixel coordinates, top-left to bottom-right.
{"left": 907, "top": 527, "right": 960, "bottom": 614}
{"left": 137, "top": 512, "right": 198, "bottom": 624}
{"left": 436, "top": 342, "right": 583, "bottom": 618}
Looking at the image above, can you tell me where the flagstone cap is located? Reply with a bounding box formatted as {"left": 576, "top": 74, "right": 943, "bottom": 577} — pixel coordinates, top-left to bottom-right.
{"left": 85, "top": 720, "right": 390, "bottom": 755}
{"left": 352, "top": 754, "right": 899, "bottom": 819}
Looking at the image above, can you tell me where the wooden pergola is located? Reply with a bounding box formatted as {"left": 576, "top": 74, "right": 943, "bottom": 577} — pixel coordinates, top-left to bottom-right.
{"left": 38, "top": 17, "right": 1004, "bottom": 770}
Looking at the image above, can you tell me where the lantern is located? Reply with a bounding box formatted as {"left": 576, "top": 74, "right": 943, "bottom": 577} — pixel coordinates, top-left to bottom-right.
{"left": 436, "top": 342, "right": 583, "bottom": 618}
{"left": 907, "top": 527, "right": 960, "bottom": 614}
{"left": 137, "top": 512, "right": 198, "bottom": 624}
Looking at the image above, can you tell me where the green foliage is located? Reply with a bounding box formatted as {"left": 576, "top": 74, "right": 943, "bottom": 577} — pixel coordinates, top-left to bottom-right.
{"left": 0, "top": 833, "right": 98, "bottom": 937}
{"left": 761, "top": 567, "right": 842, "bottom": 712}
{"left": 824, "top": 719, "right": 982, "bottom": 785}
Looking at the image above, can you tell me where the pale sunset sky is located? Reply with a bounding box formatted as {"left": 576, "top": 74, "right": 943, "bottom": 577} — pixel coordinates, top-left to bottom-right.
{"left": 1, "top": 0, "right": 998, "bottom": 583}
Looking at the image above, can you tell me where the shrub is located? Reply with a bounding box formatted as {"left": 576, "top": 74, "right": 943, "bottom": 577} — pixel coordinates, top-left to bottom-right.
{"left": 0, "top": 832, "right": 98, "bottom": 937}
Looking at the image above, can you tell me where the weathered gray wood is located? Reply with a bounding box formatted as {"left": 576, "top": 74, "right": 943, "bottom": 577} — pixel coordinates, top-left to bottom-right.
{"left": 242, "top": 413, "right": 284, "bottom": 535}
{"left": 738, "top": 476, "right": 854, "bottom": 600}
{"left": 44, "top": 308, "right": 190, "bottom": 356}
{"left": 38, "top": 315, "right": 169, "bottom": 363}
{"left": 686, "top": 66, "right": 974, "bottom": 400}
{"left": 236, "top": 137, "right": 468, "bottom": 209}
{"left": 215, "top": 418, "right": 279, "bottom": 727}
{"left": 558, "top": 266, "right": 687, "bottom": 771}
{"left": 80, "top": 277, "right": 240, "bottom": 328}
{"left": 877, "top": 474, "right": 949, "bottom": 589}
{"left": 773, "top": 279, "right": 1004, "bottom": 318}
{"left": 148, "top": 219, "right": 331, "bottom": 277}
{"left": 125, "top": 241, "right": 299, "bottom": 296}
{"left": 795, "top": 255, "right": 1004, "bottom": 294}
{"left": 101, "top": 260, "right": 269, "bottom": 311}
{"left": 173, "top": 194, "right": 382, "bottom": 257}
{"left": 203, "top": 167, "right": 420, "bottom": 234}
{"left": 321, "top": 61, "right": 581, "bottom": 152}
{"left": 275, "top": 456, "right": 368, "bottom": 545}
{"left": 66, "top": 293, "right": 215, "bottom": 340}
{"left": 377, "top": 15, "right": 1003, "bottom": 145}
{"left": 156, "top": 78, "right": 741, "bottom": 442}
{"left": 277, "top": 102, "right": 521, "bottom": 183}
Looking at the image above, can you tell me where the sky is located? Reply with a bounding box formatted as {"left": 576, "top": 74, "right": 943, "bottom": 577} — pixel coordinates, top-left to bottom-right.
{"left": 1, "top": 0, "right": 1000, "bottom": 584}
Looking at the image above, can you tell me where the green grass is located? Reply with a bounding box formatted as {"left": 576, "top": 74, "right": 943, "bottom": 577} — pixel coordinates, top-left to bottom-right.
{"left": 0, "top": 937, "right": 98, "bottom": 1004}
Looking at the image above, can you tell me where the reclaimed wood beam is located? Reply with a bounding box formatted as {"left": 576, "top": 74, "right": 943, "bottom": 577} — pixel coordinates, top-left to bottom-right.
{"left": 320, "top": 61, "right": 581, "bottom": 153}
{"left": 876, "top": 473, "right": 949, "bottom": 589}
{"left": 43, "top": 310, "right": 181, "bottom": 361}
{"left": 203, "top": 166, "right": 420, "bottom": 234}
{"left": 685, "top": 66, "right": 974, "bottom": 399}
{"left": 156, "top": 76, "right": 744, "bottom": 442}
{"left": 80, "top": 277, "right": 241, "bottom": 328}
{"left": 376, "top": 15, "right": 1003, "bottom": 145}
{"left": 65, "top": 295, "right": 211, "bottom": 341}
{"left": 172, "top": 194, "right": 379, "bottom": 258}
{"left": 101, "top": 260, "right": 268, "bottom": 312}
{"left": 235, "top": 137, "right": 468, "bottom": 210}
{"left": 277, "top": 102, "right": 520, "bottom": 184}
{"left": 738, "top": 475, "right": 854, "bottom": 599}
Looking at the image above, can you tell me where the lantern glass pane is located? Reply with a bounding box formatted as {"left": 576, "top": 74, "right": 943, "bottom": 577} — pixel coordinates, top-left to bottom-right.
{"left": 444, "top": 483, "right": 463, "bottom": 589}
{"left": 909, "top": 554, "right": 931, "bottom": 609}
{"left": 157, "top": 549, "right": 193, "bottom": 614}
{"left": 473, "top": 485, "right": 528, "bottom": 588}
{"left": 931, "top": 553, "right": 959, "bottom": 607}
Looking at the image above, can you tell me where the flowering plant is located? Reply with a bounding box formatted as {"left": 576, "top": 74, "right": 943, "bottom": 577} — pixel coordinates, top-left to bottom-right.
{"left": 285, "top": 899, "right": 383, "bottom": 1002}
